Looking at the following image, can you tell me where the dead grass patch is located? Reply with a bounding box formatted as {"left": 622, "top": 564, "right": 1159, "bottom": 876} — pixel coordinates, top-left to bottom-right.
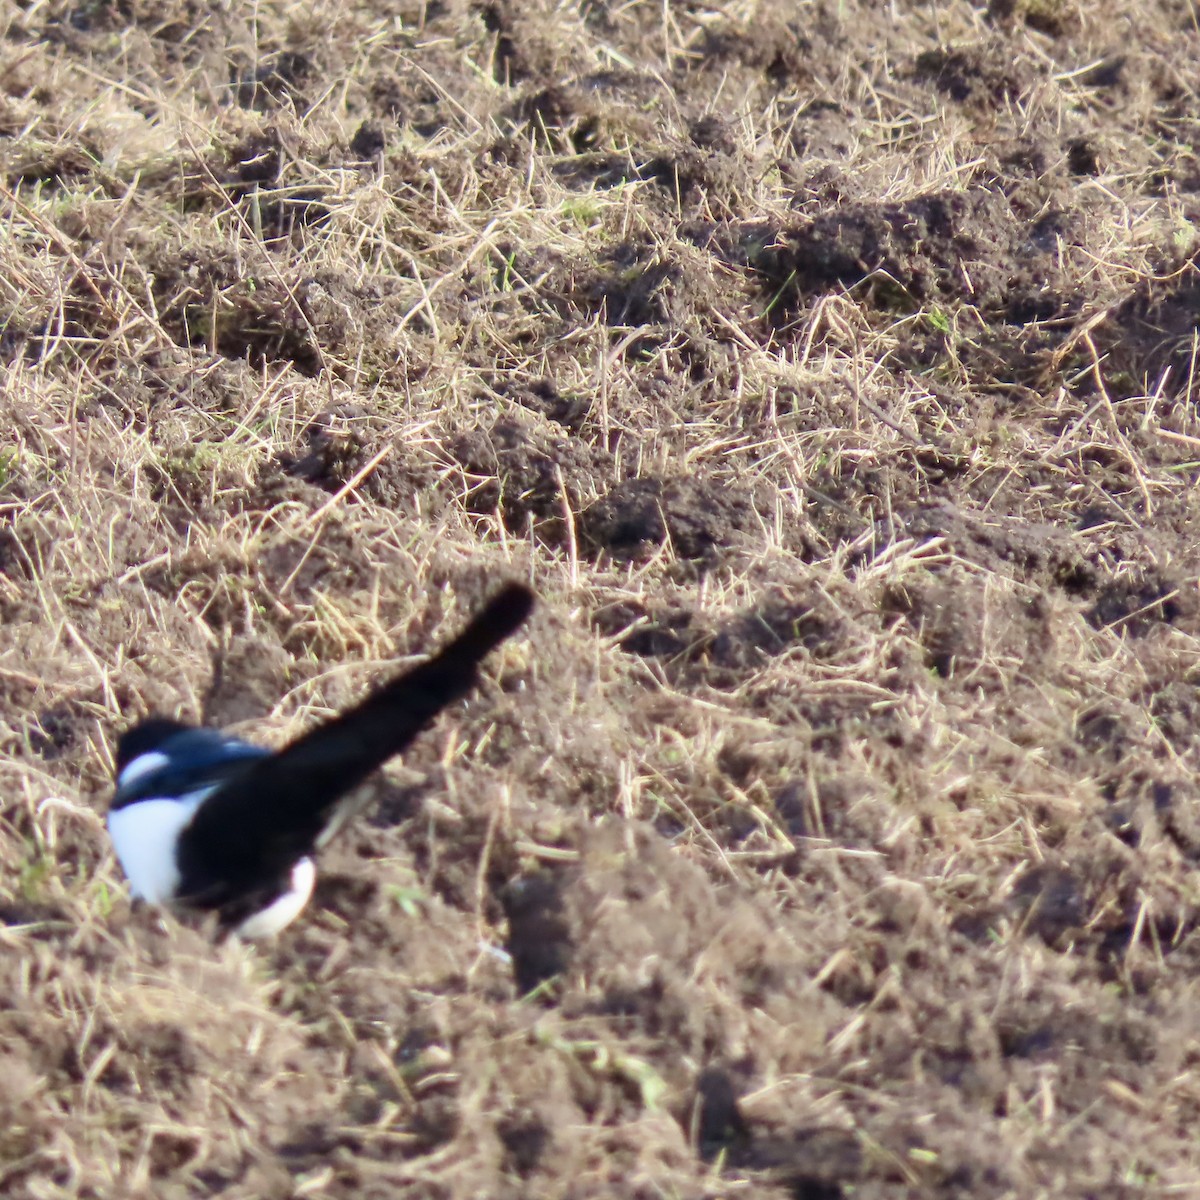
{"left": 3, "top": 0, "right": 1200, "bottom": 1195}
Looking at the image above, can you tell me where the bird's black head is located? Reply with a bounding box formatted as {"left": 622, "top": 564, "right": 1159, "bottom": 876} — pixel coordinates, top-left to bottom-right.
{"left": 115, "top": 717, "right": 193, "bottom": 776}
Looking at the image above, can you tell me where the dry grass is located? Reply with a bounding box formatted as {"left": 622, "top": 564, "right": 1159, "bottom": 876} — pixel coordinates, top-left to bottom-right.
{"left": 2, "top": 0, "right": 1200, "bottom": 1195}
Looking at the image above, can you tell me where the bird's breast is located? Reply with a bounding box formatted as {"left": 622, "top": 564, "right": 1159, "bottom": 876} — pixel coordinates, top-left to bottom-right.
{"left": 106, "top": 794, "right": 208, "bottom": 904}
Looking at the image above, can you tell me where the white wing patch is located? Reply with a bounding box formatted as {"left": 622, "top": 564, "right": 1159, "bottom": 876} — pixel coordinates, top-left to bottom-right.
{"left": 107, "top": 794, "right": 207, "bottom": 903}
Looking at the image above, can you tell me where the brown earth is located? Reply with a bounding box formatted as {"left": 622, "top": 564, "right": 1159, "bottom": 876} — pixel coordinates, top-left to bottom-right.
{"left": 2, "top": 0, "right": 1200, "bottom": 1196}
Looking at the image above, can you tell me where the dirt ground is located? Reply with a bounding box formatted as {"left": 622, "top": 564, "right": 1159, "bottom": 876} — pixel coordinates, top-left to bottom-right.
{"left": 1, "top": 0, "right": 1200, "bottom": 1195}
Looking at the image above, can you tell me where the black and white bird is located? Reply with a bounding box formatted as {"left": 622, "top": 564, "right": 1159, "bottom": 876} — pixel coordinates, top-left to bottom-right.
{"left": 106, "top": 583, "right": 534, "bottom": 938}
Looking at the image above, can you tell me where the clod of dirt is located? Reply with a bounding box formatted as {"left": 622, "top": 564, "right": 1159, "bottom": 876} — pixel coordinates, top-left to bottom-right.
{"left": 692, "top": 1066, "right": 752, "bottom": 1160}
{"left": 912, "top": 42, "right": 1036, "bottom": 108}
{"left": 881, "top": 572, "right": 1054, "bottom": 682}
{"left": 1148, "top": 683, "right": 1200, "bottom": 757}
{"left": 448, "top": 417, "right": 607, "bottom": 543}
{"left": 1066, "top": 136, "right": 1103, "bottom": 176}
{"left": 577, "top": 242, "right": 687, "bottom": 327}
{"left": 758, "top": 189, "right": 1072, "bottom": 321}
{"left": 886, "top": 504, "right": 1195, "bottom": 638}
{"left": 497, "top": 1112, "right": 550, "bottom": 1176}
{"left": 580, "top": 476, "right": 757, "bottom": 561}
{"left": 149, "top": 253, "right": 407, "bottom": 376}
{"left": 500, "top": 871, "right": 573, "bottom": 994}
{"left": 712, "top": 593, "right": 850, "bottom": 670}
{"left": 688, "top": 115, "right": 738, "bottom": 156}
{"left": 280, "top": 405, "right": 371, "bottom": 484}
{"left": 502, "top": 378, "right": 590, "bottom": 431}
{"left": 890, "top": 507, "right": 1073, "bottom": 581}
{"left": 986, "top": 0, "right": 1082, "bottom": 36}
{"left": 528, "top": 820, "right": 842, "bottom": 1127}
{"left": 1009, "top": 862, "right": 1087, "bottom": 944}
{"left": 348, "top": 120, "right": 387, "bottom": 161}
{"left": 598, "top": 588, "right": 855, "bottom": 681}
{"left": 201, "top": 632, "right": 295, "bottom": 727}
{"left": 310, "top": 873, "right": 380, "bottom": 927}
{"left": 1086, "top": 575, "right": 1182, "bottom": 636}
{"left": 220, "top": 125, "right": 331, "bottom": 241}
{"left": 785, "top": 102, "right": 858, "bottom": 166}
{"left": 477, "top": 0, "right": 580, "bottom": 86}
{"left": 3, "top": 138, "right": 100, "bottom": 190}
{"left": 1095, "top": 266, "right": 1200, "bottom": 400}
{"left": 596, "top": 600, "right": 698, "bottom": 660}
{"left": 640, "top": 143, "right": 747, "bottom": 210}
{"left": 1075, "top": 705, "right": 1127, "bottom": 763}
{"left": 514, "top": 85, "right": 606, "bottom": 153}
{"left": 226, "top": 130, "right": 285, "bottom": 186}
{"left": 275, "top": 406, "right": 444, "bottom": 512}
{"left": 234, "top": 51, "right": 312, "bottom": 110}
{"left": 27, "top": 706, "right": 81, "bottom": 760}
{"left": 595, "top": 585, "right": 859, "bottom": 691}
{"left": 690, "top": 1066, "right": 863, "bottom": 1196}
{"left": 478, "top": 2, "right": 524, "bottom": 85}
{"left": 0, "top": 518, "right": 58, "bottom": 581}
{"left": 696, "top": 16, "right": 825, "bottom": 88}
{"left": 1156, "top": 780, "right": 1200, "bottom": 860}
{"left": 149, "top": 250, "right": 320, "bottom": 373}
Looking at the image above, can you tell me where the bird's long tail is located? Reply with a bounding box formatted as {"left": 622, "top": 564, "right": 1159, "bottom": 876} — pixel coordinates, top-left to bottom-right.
{"left": 176, "top": 583, "right": 535, "bottom": 905}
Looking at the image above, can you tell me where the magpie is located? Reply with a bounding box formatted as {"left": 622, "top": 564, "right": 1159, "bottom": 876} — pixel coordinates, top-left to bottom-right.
{"left": 106, "top": 582, "right": 535, "bottom": 938}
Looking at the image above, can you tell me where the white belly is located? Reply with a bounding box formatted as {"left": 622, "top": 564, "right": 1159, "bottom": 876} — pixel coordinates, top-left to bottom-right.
{"left": 234, "top": 858, "right": 317, "bottom": 939}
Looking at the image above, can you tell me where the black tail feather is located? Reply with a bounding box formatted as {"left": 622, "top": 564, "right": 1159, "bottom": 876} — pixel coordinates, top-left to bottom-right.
{"left": 175, "top": 583, "right": 535, "bottom": 909}
{"left": 436, "top": 582, "right": 534, "bottom": 664}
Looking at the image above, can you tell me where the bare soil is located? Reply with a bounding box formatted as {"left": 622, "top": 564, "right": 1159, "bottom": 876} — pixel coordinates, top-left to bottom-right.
{"left": 2, "top": 0, "right": 1200, "bottom": 1196}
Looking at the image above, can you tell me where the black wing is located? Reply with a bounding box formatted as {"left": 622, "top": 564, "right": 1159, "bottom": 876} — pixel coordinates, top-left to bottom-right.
{"left": 175, "top": 582, "right": 535, "bottom": 909}
{"left": 111, "top": 727, "right": 271, "bottom": 810}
